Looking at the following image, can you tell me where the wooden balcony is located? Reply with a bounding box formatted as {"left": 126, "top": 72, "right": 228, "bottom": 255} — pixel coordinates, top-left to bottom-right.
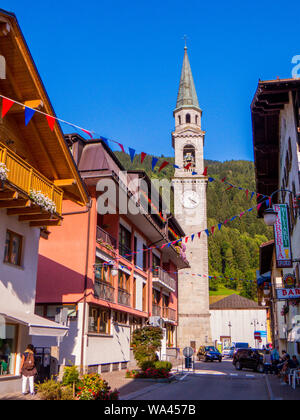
{"left": 0, "top": 143, "right": 63, "bottom": 226}
{"left": 152, "top": 267, "right": 176, "bottom": 293}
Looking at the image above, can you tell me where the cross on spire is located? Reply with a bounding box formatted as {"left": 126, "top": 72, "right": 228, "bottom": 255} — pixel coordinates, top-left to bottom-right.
{"left": 183, "top": 34, "right": 189, "bottom": 49}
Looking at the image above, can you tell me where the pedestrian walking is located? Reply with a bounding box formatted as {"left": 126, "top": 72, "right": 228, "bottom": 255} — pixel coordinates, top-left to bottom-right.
{"left": 271, "top": 347, "right": 280, "bottom": 375}
{"left": 20, "top": 344, "right": 37, "bottom": 396}
{"left": 263, "top": 350, "right": 272, "bottom": 374}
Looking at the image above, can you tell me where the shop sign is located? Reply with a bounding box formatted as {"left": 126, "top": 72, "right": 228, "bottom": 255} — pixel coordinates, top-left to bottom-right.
{"left": 283, "top": 273, "right": 296, "bottom": 289}
{"left": 273, "top": 204, "right": 293, "bottom": 268}
{"left": 276, "top": 288, "right": 300, "bottom": 300}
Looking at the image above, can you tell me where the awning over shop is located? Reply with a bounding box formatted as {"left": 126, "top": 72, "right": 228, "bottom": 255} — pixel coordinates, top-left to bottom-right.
{"left": 257, "top": 271, "right": 271, "bottom": 286}
{"left": 0, "top": 311, "right": 68, "bottom": 337}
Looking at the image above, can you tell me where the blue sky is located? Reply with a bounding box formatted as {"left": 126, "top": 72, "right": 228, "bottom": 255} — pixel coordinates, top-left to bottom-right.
{"left": 3, "top": 0, "right": 300, "bottom": 161}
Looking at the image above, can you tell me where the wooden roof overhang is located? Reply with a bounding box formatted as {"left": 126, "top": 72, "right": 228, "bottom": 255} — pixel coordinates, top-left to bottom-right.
{"left": 251, "top": 79, "right": 300, "bottom": 214}
{"left": 0, "top": 9, "right": 88, "bottom": 206}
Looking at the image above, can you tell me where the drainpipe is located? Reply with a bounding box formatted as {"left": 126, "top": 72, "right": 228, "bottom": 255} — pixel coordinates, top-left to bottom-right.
{"left": 61, "top": 198, "right": 92, "bottom": 374}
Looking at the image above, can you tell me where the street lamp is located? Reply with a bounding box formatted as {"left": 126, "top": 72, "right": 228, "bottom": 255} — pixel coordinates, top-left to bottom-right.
{"left": 263, "top": 189, "right": 298, "bottom": 227}
{"left": 228, "top": 321, "right": 232, "bottom": 341}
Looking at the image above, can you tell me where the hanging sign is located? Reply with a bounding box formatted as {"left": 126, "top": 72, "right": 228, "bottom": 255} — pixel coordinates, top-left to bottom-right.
{"left": 276, "top": 287, "right": 300, "bottom": 300}
{"left": 273, "top": 204, "right": 293, "bottom": 268}
{"left": 283, "top": 273, "right": 296, "bottom": 289}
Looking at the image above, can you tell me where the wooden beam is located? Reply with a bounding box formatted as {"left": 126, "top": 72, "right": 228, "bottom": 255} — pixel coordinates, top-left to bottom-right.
{"left": 0, "top": 191, "right": 18, "bottom": 200}
{"left": 0, "top": 199, "right": 30, "bottom": 209}
{"left": 7, "top": 207, "right": 42, "bottom": 216}
{"left": 54, "top": 179, "right": 76, "bottom": 187}
{"left": 19, "top": 214, "right": 57, "bottom": 222}
{"left": 30, "top": 220, "right": 62, "bottom": 227}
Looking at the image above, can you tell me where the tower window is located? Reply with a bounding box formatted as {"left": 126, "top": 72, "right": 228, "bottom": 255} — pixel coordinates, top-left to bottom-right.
{"left": 186, "top": 114, "right": 191, "bottom": 124}
{"left": 183, "top": 145, "right": 195, "bottom": 171}
{"left": 195, "top": 115, "right": 198, "bottom": 124}
{"left": 178, "top": 115, "right": 181, "bottom": 125}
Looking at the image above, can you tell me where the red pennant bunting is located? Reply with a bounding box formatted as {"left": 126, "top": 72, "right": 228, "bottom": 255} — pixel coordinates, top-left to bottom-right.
{"left": 82, "top": 129, "right": 93, "bottom": 139}
{"left": 198, "top": 232, "right": 201, "bottom": 239}
{"left": 211, "top": 226, "right": 215, "bottom": 235}
{"left": 245, "top": 189, "right": 249, "bottom": 199}
{"left": 185, "top": 236, "right": 189, "bottom": 243}
{"left": 202, "top": 167, "right": 208, "bottom": 176}
{"left": 226, "top": 186, "right": 234, "bottom": 191}
{"left": 118, "top": 143, "right": 125, "bottom": 153}
{"left": 184, "top": 163, "right": 192, "bottom": 170}
{"left": 223, "top": 219, "right": 228, "bottom": 225}
{"left": 239, "top": 212, "right": 245, "bottom": 218}
{"left": 46, "top": 115, "right": 56, "bottom": 131}
{"left": 2, "top": 98, "right": 14, "bottom": 118}
{"left": 141, "top": 152, "right": 147, "bottom": 163}
{"left": 159, "top": 161, "right": 169, "bottom": 172}
{"left": 257, "top": 203, "right": 263, "bottom": 211}
{"left": 221, "top": 177, "right": 226, "bottom": 183}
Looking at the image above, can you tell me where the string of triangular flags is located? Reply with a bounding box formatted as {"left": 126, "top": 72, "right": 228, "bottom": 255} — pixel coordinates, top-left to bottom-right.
{"left": 99, "top": 201, "right": 265, "bottom": 268}
{"left": 1, "top": 95, "right": 271, "bottom": 203}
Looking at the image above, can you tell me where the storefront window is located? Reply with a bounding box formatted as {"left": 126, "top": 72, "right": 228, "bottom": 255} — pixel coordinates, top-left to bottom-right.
{"left": 88, "top": 307, "right": 110, "bottom": 334}
{"left": 0, "top": 322, "right": 18, "bottom": 376}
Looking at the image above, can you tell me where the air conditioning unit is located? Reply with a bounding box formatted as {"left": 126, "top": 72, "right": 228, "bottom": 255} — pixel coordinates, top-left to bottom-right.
{"left": 149, "top": 316, "right": 163, "bottom": 327}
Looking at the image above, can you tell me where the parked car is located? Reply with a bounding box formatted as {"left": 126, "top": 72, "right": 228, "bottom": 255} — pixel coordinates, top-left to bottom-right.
{"left": 232, "top": 348, "right": 264, "bottom": 373}
{"left": 222, "top": 346, "right": 234, "bottom": 358}
{"left": 197, "top": 346, "right": 222, "bottom": 362}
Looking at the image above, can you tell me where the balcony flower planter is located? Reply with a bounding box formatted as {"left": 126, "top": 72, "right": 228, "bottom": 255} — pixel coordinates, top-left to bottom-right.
{"left": 30, "top": 190, "right": 57, "bottom": 214}
{"left": 0, "top": 162, "right": 9, "bottom": 182}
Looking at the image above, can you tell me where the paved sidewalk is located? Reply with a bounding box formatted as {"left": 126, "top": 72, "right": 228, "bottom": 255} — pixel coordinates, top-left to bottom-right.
{"left": 101, "top": 369, "right": 159, "bottom": 397}
{"left": 265, "top": 374, "right": 300, "bottom": 400}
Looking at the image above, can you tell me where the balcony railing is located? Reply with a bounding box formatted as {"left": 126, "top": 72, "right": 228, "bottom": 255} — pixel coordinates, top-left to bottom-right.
{"left": 119, "top": 244, "right": 132, "bottom": 261}
{"left": 94, "top": 280, "right": 115, "bottom": 303}
{"left": 162, "top": 307, "right": 177, "bottom": 322}
{"left": 96, "top": 226, "right": 117, "bottom": 250}
{"left": 118, "top": 288, "right": 131, "bottom": 307}
{"left": 0, "top": 142, "right": 63, "bottom": 215}
{"left": 152, "top": 303, "right": 161, "bottom": 317}
{"left": 152, "top": 267, "right": 176, "bottom": 292}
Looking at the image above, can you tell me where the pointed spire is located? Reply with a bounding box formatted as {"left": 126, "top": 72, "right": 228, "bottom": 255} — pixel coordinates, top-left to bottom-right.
{"left": 175, "top": 47, "right": 200, "bottom": 110}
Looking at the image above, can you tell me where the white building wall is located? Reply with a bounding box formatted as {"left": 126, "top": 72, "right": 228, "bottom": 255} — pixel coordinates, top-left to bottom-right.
{"left": 0, "top": 210, "right": 40, "bottom": 313}
{"left": 210, "top": 309, "right": 268, "bottom": 348}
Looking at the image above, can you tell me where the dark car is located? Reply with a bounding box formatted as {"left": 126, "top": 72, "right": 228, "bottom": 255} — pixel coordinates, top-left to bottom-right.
{"left": 232, "top": 348, "right": 264, "bottom": 373}
{"left": 197, "top": 346, "right": 222, "bottom": 362}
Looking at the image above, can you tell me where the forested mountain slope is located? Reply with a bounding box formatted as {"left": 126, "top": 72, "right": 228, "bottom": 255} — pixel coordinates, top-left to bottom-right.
{"left": 115, "top": 152, "right": 272, "bottom": 299}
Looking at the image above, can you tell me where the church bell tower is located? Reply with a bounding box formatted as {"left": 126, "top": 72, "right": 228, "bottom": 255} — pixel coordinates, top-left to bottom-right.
{"left": 172, "top": 46, "right": 211, "bottom": 350}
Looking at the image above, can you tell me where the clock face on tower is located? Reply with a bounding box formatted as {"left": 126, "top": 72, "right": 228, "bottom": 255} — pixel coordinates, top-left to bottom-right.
{"left": 181, "top": 190, "right": 200, "bottom": 209}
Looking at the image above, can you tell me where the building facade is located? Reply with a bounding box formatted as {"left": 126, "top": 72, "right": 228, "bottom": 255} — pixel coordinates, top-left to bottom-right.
{"left": 210, "top": 294, "right": 268, "bottom": 350}
{"left": 172, "top": 47, "right": 211, "bottom": 350}
{"left": 34, "top": 135, "right": 189, "bottom": 374}
{"left": 0, "top": 9, "right": 88, "bottom": 393}
{"left": 252, "top": 78, "right": 300, "bottom": 356}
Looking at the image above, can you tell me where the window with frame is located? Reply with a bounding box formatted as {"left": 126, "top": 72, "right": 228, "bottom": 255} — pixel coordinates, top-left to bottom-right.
{"left": 95, "top": 257, "right": 112, "bottom": 284}
{"left": 0, "top": 323, "right": 18, "bottom": 377}
{"left": 88, "top": 307, "right": 111, "bottom": 334}
{"left": 119, "top": 225, "right": 131, "bottom": 258}
{"left": 4, "top": 230, "right": 23, "bottom": 266}
{"left": 118, "top": 271, "right": 130, "bottom": 292}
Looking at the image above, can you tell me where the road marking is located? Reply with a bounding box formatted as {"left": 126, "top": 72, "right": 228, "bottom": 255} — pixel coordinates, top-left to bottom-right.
{"left": 179, "top": 373, "right": 190, "bottom": 381}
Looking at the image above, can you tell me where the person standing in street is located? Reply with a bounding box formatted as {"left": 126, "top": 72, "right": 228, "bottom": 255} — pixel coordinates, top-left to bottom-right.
{"left": 20, "top": 344, "right": 37, "bottom": 396}
{"left": 271, "top": 347, "right": 280, "bottom": 375}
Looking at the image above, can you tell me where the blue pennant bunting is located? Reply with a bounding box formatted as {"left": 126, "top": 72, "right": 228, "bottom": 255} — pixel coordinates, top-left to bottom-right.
{"left": 129, "top": 148, "right": 136, "bottom": 162}
{"left": 25, "top": 107, "right": 36, "bottom": 126}
{"left": 101, "top": 137, "right": 109, "bottom": 147}
{"left": 205, "top": 229, "right": 210, "bottom": 237}
{"left": 152, "top": 157, "right": 159, "bottom": 171}
{"left": 173, "top": 164, "right": 180, "bottom": 169}
{"left": 218, "top": 223, "right": 222, "bottom": 231}
{"left": 230, "top": 216, "right": 237, "bottom": 221}
{"left": 250, "top": 192, "right": 255, "bottom": 200}
{"left": 191, "top": 234, "right": 195, "bottom": 242}
{"left": 192, "top": 171, "right": 198, "bottom": 176}
{"left": 208, "top": 177, "right": 214, "bottom": 182}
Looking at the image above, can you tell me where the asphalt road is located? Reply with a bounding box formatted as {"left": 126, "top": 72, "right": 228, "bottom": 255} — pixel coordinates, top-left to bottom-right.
{"left": 126, "top": 359, "right": 270, "bottom": 400}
